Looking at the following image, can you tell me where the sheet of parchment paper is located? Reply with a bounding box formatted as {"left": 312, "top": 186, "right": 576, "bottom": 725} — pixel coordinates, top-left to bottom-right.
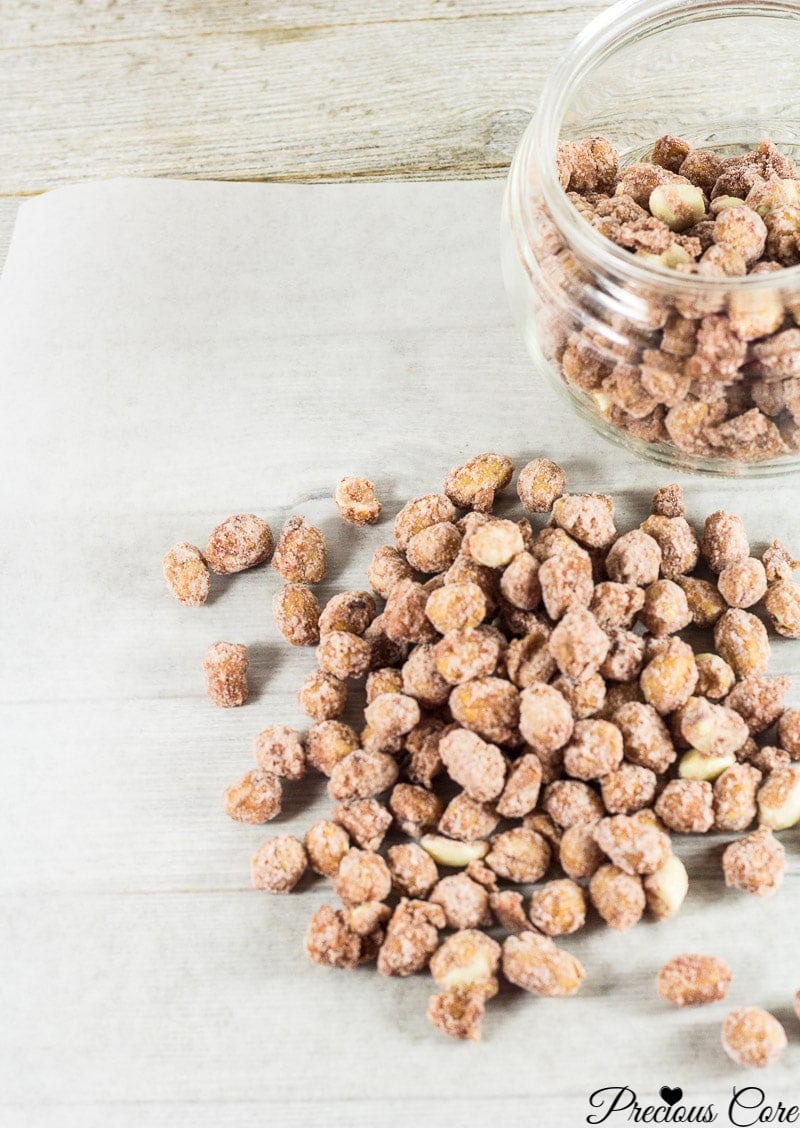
{"left": 0, "top": 178, "right": 797, "bottom": 1128}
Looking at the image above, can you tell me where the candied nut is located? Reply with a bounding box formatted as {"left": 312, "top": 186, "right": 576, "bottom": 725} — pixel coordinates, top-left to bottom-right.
{"left": 665, "top": 400, "right": 724, "bottom": 455}
{"left": 563, "top": 719, "right": 623, "bottom": 781}
{"left": 561, "top": 135, "right": 619, "bottom": 194}
{"left": 593, "top": 813, "right": 671, "bottom": 876}
{"left": 723, "top": 826, "right": 785, "bottom": 897}
{"left": 652, "top": 135, "right": 691, "bottom": 173}
{"left": 317, "top": 629, "right": 371, "bottom": 679}
{"left": 656, "top": 779, "right": 714, "bottom": 833}
{"left": 726, "top": 674, "right": 790, "bottom": 735}
{"left": 368, "top": 545, "right": 414, "bottom": 599}
{"left": 679, "top": 748, "right": 736, "bottom": 783}
{"left": 599, "top": 628, "right": 644, "bottom": 683}
{"left": 717, "top": 557, "right": 767, "bottom": 610}
{"left": 638, "top": 579, "right": 692, "bottom": 636}
{"left": 519, "top": 682, "right": 574, "bottom": 754}
{"left": 425, "top": 582, "right": 487, "bottom": 635}
{"left": 304, "top": 820, "right": 350, "bottom": 877}
{"left": 383, "top": 579, "right": 438, "bottom": 645}
{"left": 695, "top": 653, "right": 736, "bottom": 700}
{"left": 334, "top": 848, "right": 391, "bottom": 904}
{"left": 433, "top": 627, "right": 500, "bottom": 685}
{"left": 251, "top": 835, "right": 307, "bottom": 894}
{"left": 605, "top": 530, "right": 662, "bottom": 586}
{"left": 499, "top": 552, "right": 541, "bottom": 612}
{"left": 449, "top": 677, "right": 520, "bottom": 744}
{"left": 678, "top": 149, "right": 725, "bottom": 195}
{"left": 701, "top": 511, "right": 750, "bottom": 574}
{"left": 444, "top": 452, "right": 513, "bottom": 512}
{"left": 505, "top": 625, "right": 557, "bottom": 688}
{"left": 205, "top": 514, "right": 273, "bottom": 575}
{"left": 489, "top": 890, "right": 532, "bottom": 934}
{"left": 439, "top": 728, "right": 506, "bottom": 803}
{"left": 502, "top": 931, "right": 585, "bottom": 996}
{"left": 589, "top": 864, "right": 645, "bottom": 931}
{"left": 657, "top": 954, "right": 732, "bottom": 1007}
{"left": 757, "top": 763, "right": 800, "bottom": 829}
{"left": 651, "top": 483, "right": 685, "bottom": 518}
{"left": 387, "top": 842, "right": 439, "bottom": 898}
{"left": 553, "top": 672, "right": 606, "bottom": 719}
{"left": 377, "top": 899, "right": 446, "bottom": 977}
{"left": 640, "top": 636, "right": 698, "bottom": 714}
{"left": 430, "top": 928, "right": 501, "bottom": 999}
{"left": 366, "top": 667, "right": 404, "bottom": 702}
{"left": 254, "top": 725, "right": 305, "bottom": 780}
{"left": 438, "top": 792, "right": 499, "bottom": 842}
{"left": 363, "top": 614, "right": 410, "bottom": 669}
{"left": 319, "top": 590, "right": 376, "bottom": 636}
{"left": 675, "top": 576, "right": 727, "bottom": 628}
{"left": 398, "top": 645, "right": 448, "bottom": 709}
{"left": 427, "top": 988, "right": 487, "bottom": 1042}
{"left": 204, "top": 641, "right": 248, "bottom": 707}
{"left": 590, "top": 582, "right": 645, "bottom": 630}
{"left": 714, "top": 609, "right": 770, "bottom": 678}
{"left": 162, "top": 541, "right": 210, "bottom": 606}
{"left": 729, "top": 287, "right": 785, "bottom": 341}
{"left": 778, "top": 708, "right": 800, "bottom": 757}
{"left": 713, "top": 763, "right": 761, "bottom": 832}
{"left": 539, "top": 545, "right": 595, "bottom": 620}
{"left": 713, "top": 205, "right": 767, "bottom": 264}
{"left": 529, "top": 879, "right": 587, "bottom": 936}
{"left": 763, "top": 539, "right": 800, "bottom": 586}
{"left": 389, "top": 783, "right": 443, "bottom": 838}
{"left": 601, "top": 763, "right": 657, "bottom": 815}
{"left": 517, "top": 458, "right": 566, "bottom": 512}
{"left": 544, "top": 779, "right": 604, "bottom": 828}
{"left": 495, "top": 753, "right": 542, "bottom": 818}
{"left": 328, "top": 750, "right": 398, "bottom": 802}
{"left": 298, "top": 669, "right": 347, "bottom": 720}
{"left": 223, "top": 769, "right": 281, "bottom": 824}
{"left": 364, "top": 692, "right": 420, "bottom": 738}
{"left": 305, "top": 905, "right": 362, "bottom": 970}
{"left": 394, "top": 494, "right": 456, "bottom": 552}
{"left": 273, "top": 584, "right": 321, "bottom": 647}
{"left": 649, "top": 182, "right": 706, "bottom": 232}
{"left": 559, "top": 823, "right": 605, "bottom": 880}
{"left": 766, "top": 581, "right": 800, "bottom": 638}
{"left": 614, "top": 701, "right": 677, "bottom": 772}
{"left": 615, "top": 162, "right": 686, "bottom": 207}
{"left": 405, "top": 718, "right": 448, "bottom": 788}
{"left": 643, "top": 854, "right": 689, "bottom": 920}
{"left": 706, "top": 408, "right": 786, "bottom": 464}
{"left": 346, "top": 901, "right": 391, "bottom": 938}
{"left": 334, "top": 477, "right": 382, "bottom": 525}
{"left": 677, "top": 696, "right": 749, "bottom": 758}
{"left": 549, "top": 609, "right": 610, "bottom": 682}
{"left": 429, "top": 874, "right": 492, "bottom": 930}
{"left": 331, "top": 797, "right": 392, "bottom": 851}
{"left": 722, "top": 1007, "right": 787, "bottom": 1069}
{"left": 485, "top": 827, "right": 550, "bottom": 883}
{"left": 406, "top": 521, "right": 462, "bottom": 574}
{"left": 305, "top": 720, "right": 359, "bottom": 776}
{"left": 639, "top": 515, "right": 699, "bottom": 579}
{"left": 466, "top": 519, "right": 524, "bottom": 568}
{"left": 466, "top": 859, "right": 498, "bottom": 890}
{"left": 272, "top": 515, "right": 327, "bottom": 584}
{"left": 745, "top": 744, "right": 792, "bottom": 775}
{"left": 552, "top": 493, "right": 616, "bottom": 550}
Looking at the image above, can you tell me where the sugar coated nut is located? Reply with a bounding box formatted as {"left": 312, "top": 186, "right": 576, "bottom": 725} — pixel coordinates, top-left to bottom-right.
{"left": 254, "top": 725, "right": 306, "bottom": 780}
{"left": 334, "top": 477, "right": 382, "bottom": 525}
{"left": 643, "top": 854, "right": 689, "bottom": 920}
{"left": 589, "top": 864, "right": 646, "bottom": 931}
{"left": 467, "top": 520, "right": 525, "bottom": 568}
{"left": 765, "top": 582, "right": 800, "bottom": 638}
{"left": 702, "top": 511, "right": 750, "bottom": 574}
{"left": 722, "top": 826, "right": 786, "bottom": 897}
{"left": 304, "top": 821, "right": 350, "bottom": 877}
{"left": 427, "top": 988, "right": 488, "bottom": 1042}
{"left": 718, "top": 558, "right": 768, "bottom": 609}
{"left": 444, "top": 453, "right": 514, "bottom": 512}
{"left": 549, "top": 608, "right": 610, "bottom": 681}
{"left": 449, "top": 677, "right": 520, "bottom": 745}
{"left": 496, "top": 753, "right": 542, "bottom": 818}
{"left": 305, "top": 720, "right": 359, "bottom": 776}
{"left": 163, "top": 541, "right": 210, "bottom": 606}
{"left": 559, "top": 823, "right": 605, "bottom": 880}
{"left": 387, "top": 843, "right": 439, "bottom": 898}
{"left": 713, "top": 764, "right": 761, "bottom": 833}
{"left": 614, "top": 701, "right": 677, "bottom": 772}
{"left": 438, "top": 792, "right": 500, "bottom": 842}
{"left": 430, "top": 929, "right": 501, "bottom": 997}
{"left": 502, "top": 932, "right": 585, "bottom": 997}
{"left": 517, "top": 458, "right": 566, "bottom": 512}
{"left": 544, "top": 780, "right": 605, "bottom": 828}
{"left": 383, "top": 579, "right": 438, "bottom": 644}
{"left": 204, "top": 641, "right": 249, "bottom": 707}
{"left": 657, "top": 954, "right": 732, "bottom": 1007}
{"left": 304, "top": 905, "right": 362, "bottom": 970}
{"left": 425, "top": 583, "right": 487, "bottom": 634}
{"left": 778, "top": 708, "right": 800, "bottom": 756}
{"left": 563, "top": 719, "right": 624, "bottom": 781}
{"left": 677, "top": 696, "right": 749, "bottom": 757}
{"left": 389, "top": 783, "right": 443, "bottom": 838}
{"left": 429, "top": 874, "right": 492, "bottom": 930}
{"left": 552, "top": 493, "right": 616, "bottom": 550}
{"left": 328, "top": 750, "right": 399, "bottom": 802}
{"left": 592, "top": 813, "right": 672, "bottom": 876}
{"left": 273, "top": 584, "right": 321, "bottom": 646}
{"left": 317, "top": 630, "right": 372, "bottom": 679}
{"left": 334, "top": 848, "right": 392, "bottom": 904}
{"left": 528, "top": 879, "right": 587, "bottom": 936}
{"left": 485, "top": 827, "right": 551, "bottom": 883}
{"left": 394, "top": 494, "right": 456, "bottom": 552}
{"left": 205, "top": 514, "right": 274, "bottom": 575}
{"left": 649, "top": 183, "right": 706, "bottom": 232}
{"left": 433, "top": 627, "right": 500, "bottom": 685}
{"left": 406, "top": 521, "right": 462, "bottom": 573}
{"left": 722, "top": 1007, "right": 787, "bottom": 1068}
{"left": 319, "top": 590, "right": 377, "bottom": 636}
{"left": 489, "top": 890, "right": 531, "bottom": 934}
{"left": 656, "top": 779, "right": 714, "bottom": 833}
{"left": 298, "top": 670, "right": 348, "bottom": 720}
{"left": 757, "top": 764, "right": 800, "bottom": 829}
{"left": 519, "top": 682, "right": 574, "bottom": 753}
{"left": 368, "top": 546, "right": 414, "bottom": 599}
{"left": 223, "top": 769, "right": 281, "bottom": 824}
{"left": 332, "top": 798, "right": 392, "bottom": 851}
{"left": 714, "top": 610, "right": 770, "bottom": 678}
{"left": 377, "top": 899, "right": 446, "bottom": 977}
{"left": 251, "top": 835, "right": 308, "bottom": 893}
{"left": 640, "top": 637, "right": 698, "bottom": 715}
{"left": 272, "top": 515, "right": 327, "bottom": 583}
{"left": 420, "top": 834, "right": 489, "bottom": 868}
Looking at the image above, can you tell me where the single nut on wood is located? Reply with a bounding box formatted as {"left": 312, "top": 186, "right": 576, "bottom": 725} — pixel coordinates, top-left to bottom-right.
{"left": 420, "top": 834, "right": 489, "bottom": 868}
{"left": 722, "top": 1007, "right": 787, "bottom": 1069}
{"left": 643, "top": 854, "right": 689, "bottom": 920}
{"left": 334, "top": 477, "right": 382, "bottom": 525}
{"left": 649, "top": 183, "right": 706, "bottom": 231}
{"left": 657, "top": 954, "right": 732, "bottom": 1006}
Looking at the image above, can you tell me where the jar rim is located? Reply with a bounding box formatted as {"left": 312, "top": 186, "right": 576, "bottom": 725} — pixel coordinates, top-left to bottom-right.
{"left": 527, "top": 0, "right": 800, "bottom": 295}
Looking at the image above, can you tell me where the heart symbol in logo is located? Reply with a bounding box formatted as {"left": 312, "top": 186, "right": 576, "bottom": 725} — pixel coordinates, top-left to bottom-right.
{"left": 660, "top": 1086, "right": 683, "bottom": 1107}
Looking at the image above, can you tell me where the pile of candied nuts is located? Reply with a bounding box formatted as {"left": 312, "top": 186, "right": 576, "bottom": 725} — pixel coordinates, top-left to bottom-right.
{"left": 164, "top": 458, "right": 800, "bottom": 1055}
{"left": 543, "top": 135, "right": 800, "bottom": 463}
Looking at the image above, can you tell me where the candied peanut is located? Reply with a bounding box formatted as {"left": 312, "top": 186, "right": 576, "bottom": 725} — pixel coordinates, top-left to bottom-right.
{"left": 346, "top": 901, "right": 391, "bottom": 939}
{"left": 363, "top": 692, "right": 420, "bottom": 738}
{"left": 644, "top": 854, "right": 689, "bottom": 920}
{"left": 695, "top": 653, "right": 736, "bottom": 700}
{"left": 499, "top": 553, "right": 541, "bottom": 612}
{"left": 363, "top": 614, "right": 410, "bottom": 669}
{"left": 389, "top": 783, "right": 443, "bottom": 838}
{"left": 430, "top": 928, "right": 501, "bottom": 1002}
{"left": 162, "top": 541, "right": 210, "bottom": 606}
{"left": 778, "top": 708, "right": 800, "bottom": 757}
{"left": 529, "top": 879, "right": 587, "bottom": 936}
{"left": 562, "top": 136, "right": 619, "bottom": 193}
{"left": 517, "top": 458, "right": 566, "bottom": 512}
{"left": 744, "top": 744, "right": 792, "bottom": 775}
{"left": 563, "top": 719, "right": 623, "bottom": 781}
{"left": 377, "top": 899, "right": 445, "bottom": 977}
{"left": 272, "top": 515, "right": 327, "bottom": 584}
{"left": 204, "top": 514, "right": 273, "bottom": 575}
{"left": 334, "top": 848, "right": 391, "bottom": 904}
{"left": 723, "top": 825, "right": 786, "bottom": 898}
{"left": 328, "top": 750, "right": 398, "bottom": 802}
{"left": 614, "top": 701, "right": 676, "bottom": 772}
{"left": 544, "top": 780, "right": 604, "bottom": 828}
{"left": 273, "top": 584, "right": 321, "bottom": 647}
{"left": 427, "top": 987, "right": 488, "bottom": 1042}
{"left": 675, "top": 575, "right": 727, "bottom": 628}
{"left": 757, "top": 763, "right": 800, "bottom": 829}
{"left": 251, "top": 835, "right": 307, "bottom": 894}
{"left": 599, "top": 629, "right": 643, "bottom": 683}
{"left": 549, "top": 609, "right": 610, "bottom": 682}
{"left": 519, "top": 682, "right": 574, "bottom": 754}
{"left": 319, "top": 590, "right": 376, "bottom": 637}
{"left": 657, "top": 954, "right": 732, "bottom": 1007}
{"left": 305, "top": 905, "right": 362, "bottom": 970}
{"left": 652, "top": 135, "right": 691, "bottom": 173}
{"left": 726, "top": 674, "right": 790, "bottom": 735}
{"left": 765, "top": 581, "right": 800, "bottom": 638}
{"left": 365, "top": 667, "right": 404, "bottom": 702}
{"left": 383, "top": 579, "right": 438, "bottom": 645}
{"left": 465, "top": 858, "right": 498, "bottom": 890}
{"left": 368, "top": 545, "right": 414, "bottom": 599}
{"left": 505, "top": 625, "right": 557, "bottom": 688}
{"left": 204, "top": 641, "right": 249, "bottom": 707}
{"left": 304, "top": 820, "right": 350, "bottom": 877}
{"left": 640, "top": 637, "right": 698, "bottom": 714}
{"left": 223, "top": 769, "right": 281, "bottom": 824}
{"left": 425, "top": 582, "right": 486, "bottom": 635}
{"left": 466, "top": 519, "right": 524, "bottom": 568}
{"left": 298, "top": 669, "right": 347, "bottom": 720}
{"left": 656, "top": 779, "right": 714, "bottom": 833}
{"left": 552, "top": 493, "right": 616, "bottom": 550}
{"left": 489, "top": 890, "right": 532, "bottom": 934}
{"left": 601, "top": 763, "right": 656, "bottom": 815}
{"left": 449, "top": 677, "right": 520, "bottom": 745}
{"left": 502, "top": 927, "right": 586, "bottom": 998}
{"left": 717, "top": 557, "right": 767, "bottom": 609}
{"left": 639, "top": 515, "right": 699, "bottom": 579}
{"left": 639, "top": 579, "right": 692, "bottom": 636}
{"left": 615, "top": 162, "right": 686, "bottom": 206}
{"left": 334, "top": 477, "right": 382, "bottom": 526}
{"left": 730, "top": 287, "right": 785, "bottom": 341}
{"left": 405, "top": 717, "right": 448, "bottom": 789}
{"left": 677, "top": 696, "right": 749, "bottom": 758}
{"left": 713, "top": 763, "right": 761, "bottom": 832}
{"left": 539, "top": 545, "right": 595, "bottom": 620}
{"left": 714, "top": 609, "right": 770, "bottom": 677}
{"left": 316, "top": 629, "right": 371, "bottom": 679}
{"left": 722, "top": 1006, "right": 787, "bottom": 1069}
{"left": 397, "top": 647, "right": 447, "bottom": 711}
{"left": 433, "top": 627, "right": 500, "bottom": 685}
{"left": 485, "top": 827, "right": 550, "bottom": 883}
{"left": 305, "top": 720, "right": 359, "bottom": 776}
{"left": 331, "top": 797, "right": 392, "bottom": 851}
{"left": 651, "top": 483, "right": 685, "bottom": 518}
{"left": 495, "top": 753, "right": 542, "bottom": 818}
{"left": 387, "top": 842, "right": 439, "bottom": 898}
{"left": 553, "top": 672, "right": 606, "bottom": 719}
{"left": 439, "top": 728, "right": 506, "bottom": 803}
{"left": 406, "top": 521, "right": 462, "bottom": 574}
{"left": 438, "top": 792, "right": 499, "bottom": 842}
{"left": 444, "top": 453, "right": 513, "bottom": 512}
{"left": 593, "top": 813, "right": 671, "bottom": 876}
{"left": 394, "top": 494, "right": 456, "bottom": 552}
{"left": 590, "top": 864, "right": 646, "bottom": 931}
{"left": 701, "top": 511, "right": 750, "bottom": 574}
{"left": 590, "top": 582, "right": 645, "bottom": 629}
{"left": 559, "top": 823, "right": 605, "bottom": 880}
{"left": 429, "top": 874, "right": 492, "bottom": 930}
{"left": 254, "top": 724, "right": 305, "bottom": 780}
{"left": 661, "top": 315, "right": 699, "bottom": 359}
{"left": 763, "top": 539, "right": 800, "bottom": 586}
{"left": 713, "top": 204, "right": 767, "bottom": 264}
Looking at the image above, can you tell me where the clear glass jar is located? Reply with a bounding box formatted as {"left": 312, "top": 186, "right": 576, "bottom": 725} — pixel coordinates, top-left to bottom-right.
{"left": 502, "top": 0, "right": 800, "bottom": 475}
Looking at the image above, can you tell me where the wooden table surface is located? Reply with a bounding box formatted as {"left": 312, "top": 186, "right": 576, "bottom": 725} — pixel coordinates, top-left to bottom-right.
{"left": 0, "top": 0, "right": 607, "bottom": 262}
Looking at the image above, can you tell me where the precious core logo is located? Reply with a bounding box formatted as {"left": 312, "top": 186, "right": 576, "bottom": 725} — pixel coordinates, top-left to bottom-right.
{"left": 586, "top": 1085, "right": 800, "bottom": 1125}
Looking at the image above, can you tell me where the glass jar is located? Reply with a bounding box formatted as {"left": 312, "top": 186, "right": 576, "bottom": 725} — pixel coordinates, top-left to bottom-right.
{"left": 502, "top": 0, "right": 800, "bottom": 475}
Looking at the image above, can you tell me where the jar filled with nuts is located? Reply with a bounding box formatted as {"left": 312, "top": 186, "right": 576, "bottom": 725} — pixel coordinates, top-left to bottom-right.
{"left": 502, "top": 0, "right": 800, "bottom": 474}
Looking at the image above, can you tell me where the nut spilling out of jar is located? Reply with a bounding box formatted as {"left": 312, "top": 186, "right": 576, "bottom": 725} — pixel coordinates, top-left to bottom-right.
{"left": 527, "top": 135, "right": 800, "bottom": 468}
